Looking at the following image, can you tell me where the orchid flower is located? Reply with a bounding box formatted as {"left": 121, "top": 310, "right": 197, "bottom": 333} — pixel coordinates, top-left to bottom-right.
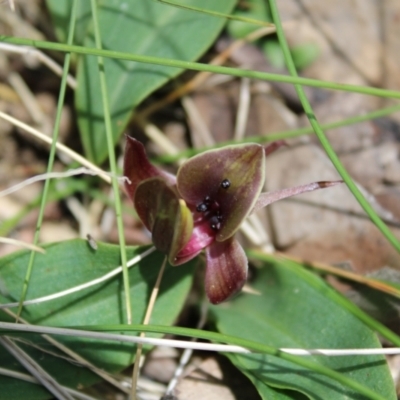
{"left": 123, "top": 137, "right": 341, "bottom": 304}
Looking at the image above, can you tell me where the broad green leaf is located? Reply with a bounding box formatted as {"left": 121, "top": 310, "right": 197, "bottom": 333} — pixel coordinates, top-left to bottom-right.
{"left": 46, "top": 0, "right": 92, "bottom": 45}
{"left": 0, "top": 240, "right": 194, "bottom": 399}
{"left": 211, "top": 257, "right": 396, "bottom": 400}
{"left": 75, "top": 0, "right": 236, "bottom": 164}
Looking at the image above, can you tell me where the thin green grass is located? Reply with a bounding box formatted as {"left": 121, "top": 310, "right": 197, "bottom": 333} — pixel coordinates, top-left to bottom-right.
{"left": 2, "top": 36, "right": 400, "bottom": 100}
{"left": 90, "top": 0, "right": 132, "bottom": 325}
{"left": 15, "top": 0, "right": 79, "bottom": 319}
{"left": 156, "top": 0, "right": 275, "bottom": 27}
{"left": 157, "top": 102, "right": 400, "bottom": 162}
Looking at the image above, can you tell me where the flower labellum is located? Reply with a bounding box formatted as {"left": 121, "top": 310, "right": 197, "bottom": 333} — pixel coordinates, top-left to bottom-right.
{"left": 123, "top": 137, "right": 341, "bottom": 304}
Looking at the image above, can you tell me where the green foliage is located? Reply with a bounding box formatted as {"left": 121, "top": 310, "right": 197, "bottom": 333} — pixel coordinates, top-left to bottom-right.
{"left": 228, "top": 0, "right": 271, "bottom": 38}
{"left": 291, "top": 43, "right": 320, "bottom": 70}
{"left": 0, "top": 240, "right": 194, "bottom": 399}
{"left": 211, "top": 259, "right": 396, "bottom": 400}
{"left": 47, "top": 0, "right": 236, "bottom": 164}
{"left": 46, "top": 0, "right": 92, "bottom": 45}
{"left": 261, "top": 39, "right": 285, "bottom": 68}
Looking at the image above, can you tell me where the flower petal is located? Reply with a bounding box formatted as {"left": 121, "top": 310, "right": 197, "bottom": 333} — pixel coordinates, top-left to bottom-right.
{"left": 205, "top": 238, "right": 248, "bottom": 304}
{"left": 123, "top": 136, "right": 176, "bottom": 201}
{"left": 134, "top": 177, "right": 193, "bottom": 264}
{"left": 177, "top": 144, "right": 265, "bottom": 242}
{"left": 174, "top": 219, "right": 215, "bottom": 266}
{"left": 253, "top": 180, "right": 343, "bottom": 213}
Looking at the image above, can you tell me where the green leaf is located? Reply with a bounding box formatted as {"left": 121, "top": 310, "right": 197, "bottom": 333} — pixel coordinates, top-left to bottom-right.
{"left": 0, "top": 240, "right": 194, "bottom": 399}
{"left": 211, "top": 258, "right": 396, "bottom": 400}
{"left": 262, "top": 39, "right": 285, "bottom": 69}
{"left": 75, "top": 0, "right": 236, "bottom": 164}
{"left": 227, "top": 0, "right": 271, "bottom": 39}
{"left": 291, "top": 43, "right": 320, "bottom": 70}
{"left": 46, "top": 0, "right": 92, "bottom": 45}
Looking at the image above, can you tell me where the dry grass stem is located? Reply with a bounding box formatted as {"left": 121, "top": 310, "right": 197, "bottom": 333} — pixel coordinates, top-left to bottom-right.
{"left": 131, "top": 256, "right": 168, "bottom": 400}
{"left": 0, "top": 237, "right": 45, "bottom": 253}
{"left": 0, "top": 111, "right": 112, "bottom": 183}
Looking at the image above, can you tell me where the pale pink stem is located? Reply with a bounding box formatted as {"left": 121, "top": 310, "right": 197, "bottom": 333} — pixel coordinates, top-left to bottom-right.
{"left": 253, "top": 180, "right": 343, "bottom": 212}
{"left": 263, "top": 140, "right": 287, "bottom": 157}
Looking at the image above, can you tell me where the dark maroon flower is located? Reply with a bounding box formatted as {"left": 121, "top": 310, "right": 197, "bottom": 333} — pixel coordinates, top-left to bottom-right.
{"left": 124, "top": 137, "right": 341, "bottom": 304}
